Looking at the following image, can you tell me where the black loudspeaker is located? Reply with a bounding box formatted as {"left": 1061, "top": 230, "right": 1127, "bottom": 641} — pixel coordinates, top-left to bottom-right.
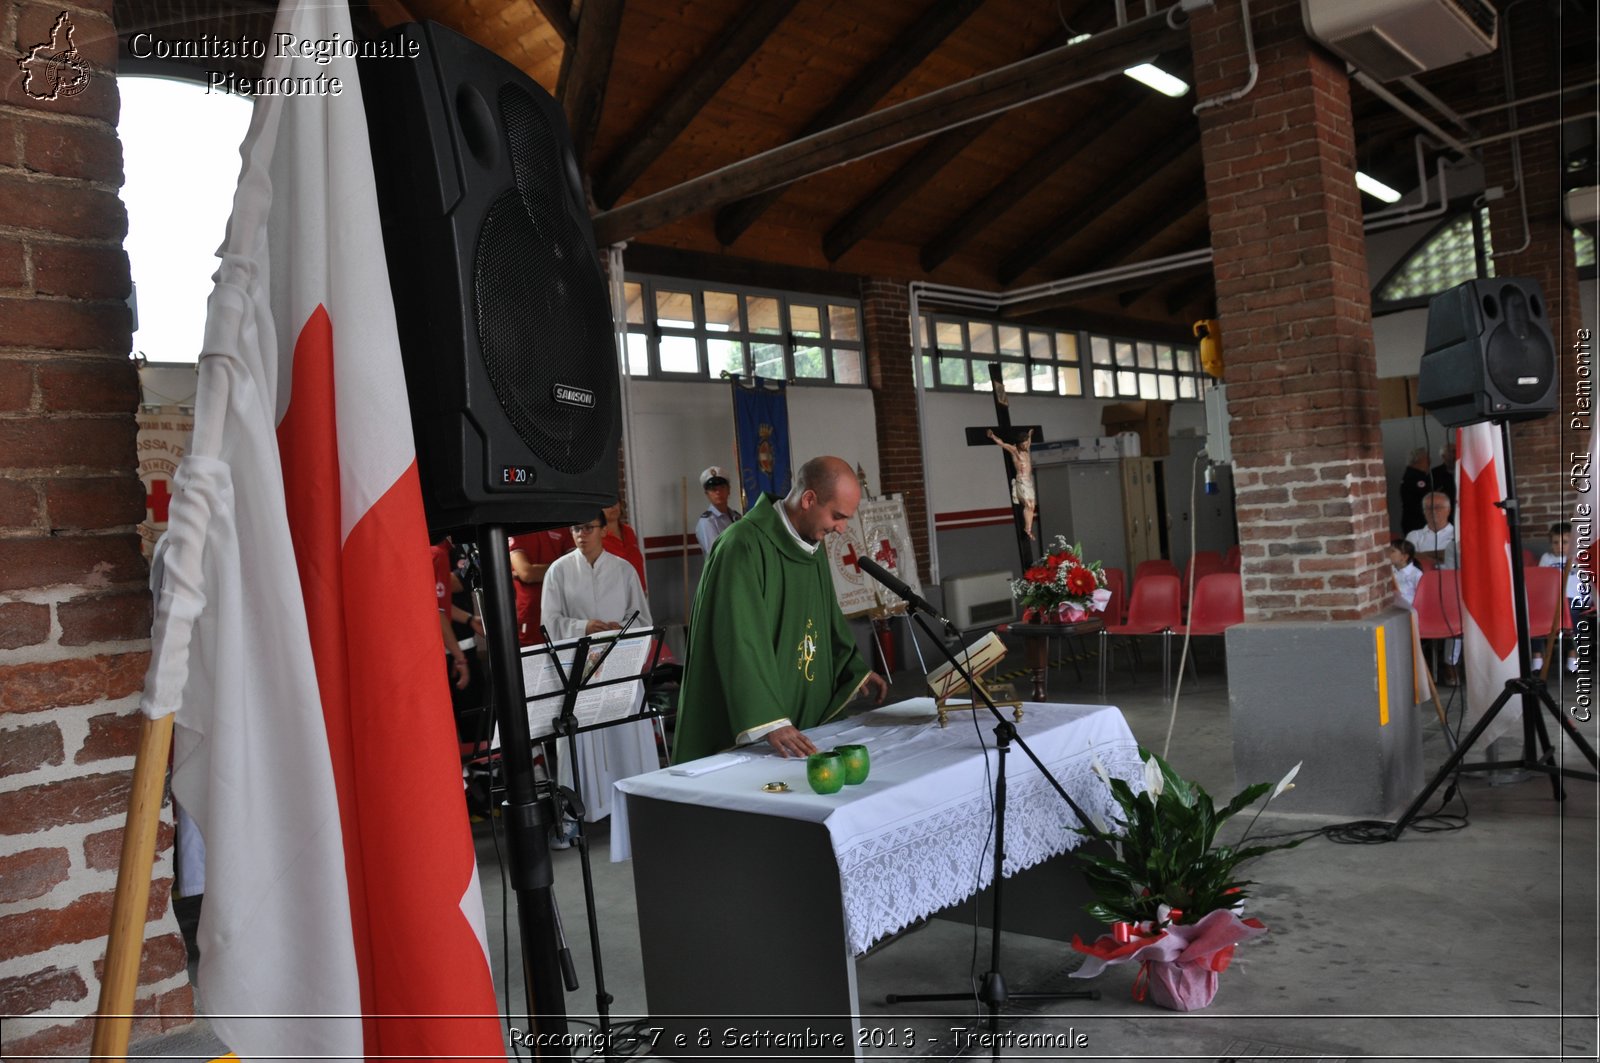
{"left": 1416, "top": 277, "right": 1558, "bottom": 428}
{"left": 360, "top": 22, "right": 619, "bottom": 532}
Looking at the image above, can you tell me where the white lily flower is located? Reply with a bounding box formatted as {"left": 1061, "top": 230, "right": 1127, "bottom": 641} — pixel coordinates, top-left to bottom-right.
{"left": 1272, "top": 762, "right": 1301, "bottom": 800}
{"left": 1090, "top": 754, "right": 1109, "bottom": 783}
{"left": 1142, "top": 755, "right": 1165, "bottom": 798}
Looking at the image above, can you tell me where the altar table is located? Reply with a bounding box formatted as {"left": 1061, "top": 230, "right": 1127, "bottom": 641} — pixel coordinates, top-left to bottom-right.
{"left": 612, "top": 697, "right": 1140, "bottom": 1057}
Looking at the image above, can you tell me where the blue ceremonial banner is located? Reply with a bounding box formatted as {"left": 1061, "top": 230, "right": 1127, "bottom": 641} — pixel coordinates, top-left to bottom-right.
{"left": 732, "top": 378, "right": 792, "bottom": 510}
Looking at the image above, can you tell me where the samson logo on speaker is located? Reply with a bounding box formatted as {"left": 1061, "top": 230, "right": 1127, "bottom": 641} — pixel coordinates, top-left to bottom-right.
{"left": 552, "top": 384, "right": 595, "bottom": 408}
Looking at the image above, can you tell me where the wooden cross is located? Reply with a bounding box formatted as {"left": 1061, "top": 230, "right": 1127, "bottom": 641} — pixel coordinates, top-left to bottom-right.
{"left": 964, "top": 362, "right": 1041, "bottom": 573}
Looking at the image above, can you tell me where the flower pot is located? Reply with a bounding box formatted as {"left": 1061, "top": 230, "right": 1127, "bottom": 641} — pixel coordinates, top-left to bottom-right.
{"left": 1141, "top": 957, "right": 1223, "bottom": 1011}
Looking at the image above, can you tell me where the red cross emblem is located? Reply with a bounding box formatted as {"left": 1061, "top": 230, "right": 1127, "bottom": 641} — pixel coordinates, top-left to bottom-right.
{"left": 840, "top": 542, "right": 861, "bottom": 571}
{"left": 146, "top": 479, "right": 173, "bottom": 523}
{"left": 874, "top": 538, "right": 898, "bottom": 572}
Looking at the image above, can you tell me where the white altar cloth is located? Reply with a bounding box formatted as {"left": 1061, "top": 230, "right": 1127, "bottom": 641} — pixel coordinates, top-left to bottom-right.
{"left": 613, "top": 697, "right": 1141, "bottom": 955}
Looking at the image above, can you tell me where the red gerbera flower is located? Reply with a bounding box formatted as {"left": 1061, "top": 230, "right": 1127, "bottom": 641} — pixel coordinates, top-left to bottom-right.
{"left": 1065, "top": 567, "right": 1098, "bottom": 596}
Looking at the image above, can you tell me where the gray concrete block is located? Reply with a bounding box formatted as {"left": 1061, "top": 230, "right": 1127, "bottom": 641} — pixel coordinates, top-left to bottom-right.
{"left": 1225, "top": 610, "right": 1423, "bottom": 818}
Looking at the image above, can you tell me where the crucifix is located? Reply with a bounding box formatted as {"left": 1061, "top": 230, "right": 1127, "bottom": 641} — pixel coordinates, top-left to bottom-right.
{"left": 964, "top": 362, "right": 1042, "bottom": 573}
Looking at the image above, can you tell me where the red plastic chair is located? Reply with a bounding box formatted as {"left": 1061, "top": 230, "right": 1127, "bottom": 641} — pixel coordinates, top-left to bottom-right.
{"left": 1175, "top": 573, "right": 1243, "bottom": 677}
{"left": 1223, "top": 545, "right": 1241, "bottom": 572}
{"left": 1133, "top": 558, "right": 1179, "bottom": 587}
{"left": 1522, "top": 549, "right": 1538, "bottom": 569}
{"left": 1181, "top": 553, "right": 1226, "bottom": 612}
{"left": 1412, "top": 569, "right": 1462, "bottom": 687}
{"left": 1102, "top": 567, "right": 1127, "bottom": 624}
{"left": 1525, "top": 566, "right": 1567, "bottom": 666}
{"left": 1100, "top": 574, "right": 1181, "bottom": 697}
{"left": 1415, "top": 555, "right": 1438, "bottom": 572}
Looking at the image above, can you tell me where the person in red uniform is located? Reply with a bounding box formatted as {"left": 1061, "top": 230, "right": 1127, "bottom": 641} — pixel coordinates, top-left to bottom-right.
{"left": 508, "top": 528, "right": 574, "bottom": 646}
{"left": 600, "top": 501, "right": 648, "bottom": 592}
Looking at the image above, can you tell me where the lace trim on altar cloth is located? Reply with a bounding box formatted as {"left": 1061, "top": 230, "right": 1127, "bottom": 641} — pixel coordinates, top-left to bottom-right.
{"left": 835, "top": 743, "right": 1143, "bottom": 956}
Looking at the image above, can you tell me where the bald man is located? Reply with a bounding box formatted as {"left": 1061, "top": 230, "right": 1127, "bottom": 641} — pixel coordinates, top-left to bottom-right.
{"left": 672, "top": 456, "right": 889, "bottom": 763}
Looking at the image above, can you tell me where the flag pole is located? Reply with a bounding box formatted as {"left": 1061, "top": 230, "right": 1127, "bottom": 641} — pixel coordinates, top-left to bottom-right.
{"left": 91, "top": 711, "right": 175, "bottom": 1059}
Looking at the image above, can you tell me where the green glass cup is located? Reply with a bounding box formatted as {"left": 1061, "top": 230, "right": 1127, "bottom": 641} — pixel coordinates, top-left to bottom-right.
{"left": 833, "top": 744, "right": 870, "bottom": 785}
{"left": 806, "top": 751, "right": 846, "bottom": 794}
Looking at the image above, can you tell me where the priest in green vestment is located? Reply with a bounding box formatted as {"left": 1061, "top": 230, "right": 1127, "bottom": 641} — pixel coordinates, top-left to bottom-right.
{"left": 672, "top": 456, "right": 889, "bottom": 763}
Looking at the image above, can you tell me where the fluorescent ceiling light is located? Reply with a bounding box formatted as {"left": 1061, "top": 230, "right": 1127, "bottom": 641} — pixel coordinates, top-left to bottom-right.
{"left": 1123, "top": 63, "right": 1189, "bottom": 97}
{"left": 1355, "top": 171, "right": 1403, "bottom": 203}
{"left": 1066, "top": 33, "right": 1190, "bottom": 97}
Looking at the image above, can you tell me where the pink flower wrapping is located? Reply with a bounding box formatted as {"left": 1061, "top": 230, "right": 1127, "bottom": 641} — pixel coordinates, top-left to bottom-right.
{"left": 1069, "top": 909, "right": 1267, "bottom": 1010}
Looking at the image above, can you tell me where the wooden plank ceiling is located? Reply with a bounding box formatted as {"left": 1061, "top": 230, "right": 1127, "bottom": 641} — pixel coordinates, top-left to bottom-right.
{"left": 394, "top": 0, "right": 1596, "bottom": 337}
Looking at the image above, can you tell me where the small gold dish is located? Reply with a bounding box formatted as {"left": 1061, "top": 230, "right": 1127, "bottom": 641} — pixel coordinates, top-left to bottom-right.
{"left": 761, "top": 781, "right": 791, "bottom": 793}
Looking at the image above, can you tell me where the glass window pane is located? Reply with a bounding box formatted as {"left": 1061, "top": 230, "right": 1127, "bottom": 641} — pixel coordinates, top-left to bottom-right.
{"left": 623, "top": 282, "right": 645, "bottom": 325}
{"left": 1029, "top": 360, "right": 1054, "bottom": 392}
{"left": 998, "top": 325, "right": 1024, "bottom": 356}
{"left": 1159, "top": 375, "right": 1177, "bottom": 400}
{"left": 791, "top": 304, "right": 821, "bottom": 338}
{"left": 1114, "top": 342, "right": 1135, "bottom": 368}
{"left": 1000, "top": 360, "right": 1026, "bottom": 392}
{"left": 1058, "top": 364, "right": 1083, "bottom": 396}
{"left": 938, "top": 357, "right": 970, "bottom": 388}
{"left": 704, "top": 290, "right": 739, "bottom": 332}
{"left": 660, "top": 334, "right": 698, "bottom": 374}
{"left": 752, "top": 342, "right": 784, "bottom": 379}
{"left": 829, "top": 304, "right": 860, "bottom": 342}
{"left": 1136, "top": 342, "right": 1155, "bottom": 369}
{"left": 1117, "top": 370, "right": 1138, "bottom": 395}
{"left": 936, "top": 320, "right": 964, "bottom": 350}
{"left": 834, "top": 348, "right": 863, "bottom": 384}
{"left": 1028, "top": 331, "right": 1052, "bottom": 362}
{"left": 625, "top": 331, "right": 649, "bottom": 376}
{"left": 1155, "top": 345, "right": 1174, "bottom": 371}
{"left": 748, "top": 296, "right": 781, "bottom": 334}
{"left": 655, "top": 289, "right": 695, "bottom": 329}
{"left": 1093, "top": 368, "right": 1116, "bottom": 397}
{"left": 1090, "top": 335, "right": 1112, "bottom": 365}
{"left": 969, "top": 322, "right": 996, "bottom": 355}
{"left": 1057, "top": 332, "right": 1079, "bottom": 363}
{"left": 918, "top": 316, "right": 930, "bottom": 350}
{"left": 1175, "top": 348, "right": 1195, "bottom": 373}
{"left": 708, "top": 338, "right": 745, "bottom": 377}
{"left": 1138, "top": 374, "right": 1160, "bottom": 399}
{"left": 794, "top": 345, "right": 826, "bottom": 378}
{"left": 1178, "top": 376, "right": 1197, "bottom": 399}
{"left": 920, "top": 354, "right": 934, "bottom": 386}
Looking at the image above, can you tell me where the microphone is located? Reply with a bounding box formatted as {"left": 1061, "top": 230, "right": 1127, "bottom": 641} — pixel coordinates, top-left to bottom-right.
{"left": 856, "top": 556, "right": 958, "bottom": 636}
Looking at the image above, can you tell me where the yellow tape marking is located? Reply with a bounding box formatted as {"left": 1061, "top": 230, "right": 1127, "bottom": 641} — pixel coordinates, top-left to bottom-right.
{"left": 1376, "top": 625, "right": 1390, "bottom": 726}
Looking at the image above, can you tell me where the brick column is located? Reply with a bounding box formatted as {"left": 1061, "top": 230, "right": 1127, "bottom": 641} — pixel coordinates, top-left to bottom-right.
{"left": 1191, "top": 0, "right": 1389, "bottom": 621}
{"left": 1472, "top": 1, "right": 1586, "bottom": 533}
{"left": 0, "top": 3, "right": 193, "bottom": 1053}
{"left": 860, "top": 279, "right": 929, "bottom": 582}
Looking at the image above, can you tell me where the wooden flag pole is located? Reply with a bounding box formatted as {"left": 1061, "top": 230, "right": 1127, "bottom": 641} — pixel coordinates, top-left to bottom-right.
{"left": 681, "top": 475, "right": 691, "bottom": 625}
{"left": 91, "top": 711, "right": 175, "bottom": 1060}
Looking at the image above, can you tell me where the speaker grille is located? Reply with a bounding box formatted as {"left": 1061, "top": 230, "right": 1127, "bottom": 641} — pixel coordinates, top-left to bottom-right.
{"left": 474, "top": 84, "right": 616, "bottom": 476}
{"left": 1484, "top": 284, "right": 1555, "bottom": 405}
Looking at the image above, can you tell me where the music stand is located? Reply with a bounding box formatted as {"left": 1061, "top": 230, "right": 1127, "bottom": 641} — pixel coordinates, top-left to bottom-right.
{"left": 883, "top": 612, "right": 1099, "bottom": 1056}
{"left": 523, "top": 618, "right": 664, "bottom": 1058}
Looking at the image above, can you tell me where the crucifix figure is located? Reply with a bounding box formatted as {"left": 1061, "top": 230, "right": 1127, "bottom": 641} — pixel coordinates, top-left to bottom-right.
{"left": 987, "top": 427, "right": 1036, "bottom": 541}
{"left": 964, "top": 363, "right": 1042, "bottom": 572}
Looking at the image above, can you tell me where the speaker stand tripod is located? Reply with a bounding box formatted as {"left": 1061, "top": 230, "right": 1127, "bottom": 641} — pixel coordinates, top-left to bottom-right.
{"left": 883, "top": 613, "right": 1098, "bottom": 1059}
{"left": 1388, "top": 422, "right": 1597, "bottom": 840}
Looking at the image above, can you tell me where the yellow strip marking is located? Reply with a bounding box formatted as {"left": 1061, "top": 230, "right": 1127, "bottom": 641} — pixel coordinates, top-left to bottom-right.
{"left": 1376, "top": 625, "right": 1390, "bottom": 726}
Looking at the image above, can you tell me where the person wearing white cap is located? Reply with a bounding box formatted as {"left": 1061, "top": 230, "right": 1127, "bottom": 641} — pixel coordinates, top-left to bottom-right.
{"left": 695, "top": 465, "right": 741, "bottom": 556}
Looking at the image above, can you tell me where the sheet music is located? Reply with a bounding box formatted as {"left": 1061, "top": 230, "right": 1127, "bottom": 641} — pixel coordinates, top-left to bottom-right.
{"left": 521, "top": 633, "right": 652, "bottom": 742}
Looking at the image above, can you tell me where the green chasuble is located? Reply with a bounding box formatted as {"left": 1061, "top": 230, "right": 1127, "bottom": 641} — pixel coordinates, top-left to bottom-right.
{"left": 672, "top": 494, "right": 869, "bottom": 764}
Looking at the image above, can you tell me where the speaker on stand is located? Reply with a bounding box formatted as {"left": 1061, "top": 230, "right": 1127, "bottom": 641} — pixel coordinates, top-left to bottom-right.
{"left": 361, "top": 23, "right": 624, "bottom": 1055}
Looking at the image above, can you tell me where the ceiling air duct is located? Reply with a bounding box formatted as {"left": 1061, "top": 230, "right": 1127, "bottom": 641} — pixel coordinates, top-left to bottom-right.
{"left": 1302, "top": 0, "right": 1497, "bottom": 82}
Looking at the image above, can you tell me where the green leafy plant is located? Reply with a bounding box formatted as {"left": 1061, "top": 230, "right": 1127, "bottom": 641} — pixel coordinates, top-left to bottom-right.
{"left": 1074, "top": 748, "right": 1304, "bottom": 927}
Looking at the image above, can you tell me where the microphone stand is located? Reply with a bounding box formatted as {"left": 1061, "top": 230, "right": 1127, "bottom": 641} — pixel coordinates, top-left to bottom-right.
{"left": 881, "top": 605, "right": 1099, "bottom": 1055}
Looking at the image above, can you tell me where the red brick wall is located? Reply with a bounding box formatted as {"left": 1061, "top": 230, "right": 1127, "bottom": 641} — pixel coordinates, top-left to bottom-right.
{"left": 1191, "top": 0, "right": 1390, "bottom": 620}
{"left": 861, "top": 279, "right": 929, "bottom": 582}
{"left": 1470, "top": 1, "right": 1587, "bottom": 533}
{"left": 0, "top": 1, "right": 193, "bottom": 1053}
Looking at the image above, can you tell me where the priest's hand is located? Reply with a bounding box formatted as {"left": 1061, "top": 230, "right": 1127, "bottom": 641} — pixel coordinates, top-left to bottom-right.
{"left": 765, "top": 725, "right": 817, "bottom": 758}
{"left": 584, "top": 619, "right": 622, "bottom": 634}
{"left": 861, "top": 671, "right": 890, "bottom": 705}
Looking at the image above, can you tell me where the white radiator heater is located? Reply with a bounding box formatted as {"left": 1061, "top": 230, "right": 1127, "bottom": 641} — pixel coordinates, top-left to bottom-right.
{"left": 942, "top": 569, "right": 1019, "bottom": 631}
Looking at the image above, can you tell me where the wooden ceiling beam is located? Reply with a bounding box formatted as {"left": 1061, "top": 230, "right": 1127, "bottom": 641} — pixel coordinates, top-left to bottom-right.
{"left": 919, "top": 88, "right": 1150, "bottom": 273}
{"left": 531, "top": 0, "right": 575, "bottom": 45}
{"left": 1054, "top": 184, "right": 1207, "bottom": 277}
{"left": 712, "top": 0, "right": 992, "bottom": 247}
{"left": 592, "top": 0, "right": 800, "bottom": 209}
{"left": 820, "top": 23, "right": 1079, "bottom": 263}
{"left": 591, "top": 11, "right": 1186, "bottom": 246}
{"left": 1164, "top": 274, "right": 1215, "bottom": 317}
{"left": 558, "top": 0, "right": 626, "bottom": 167}
{"left": 995, "top": 128, "right": 1198, "bottom": 286}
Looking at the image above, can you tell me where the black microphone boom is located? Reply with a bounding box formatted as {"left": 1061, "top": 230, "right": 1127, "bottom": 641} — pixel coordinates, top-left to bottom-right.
{"left": 856, "top": 556, "right": 957, "bottom": 635}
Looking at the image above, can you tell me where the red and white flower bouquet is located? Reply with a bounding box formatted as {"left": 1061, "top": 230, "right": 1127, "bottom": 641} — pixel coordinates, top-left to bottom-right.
{"left": 1009, "top": 536, "right": 1111, "bottom": 623}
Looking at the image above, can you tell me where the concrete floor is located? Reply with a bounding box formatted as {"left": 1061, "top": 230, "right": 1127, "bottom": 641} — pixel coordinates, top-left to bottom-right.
{"left": 136, "top": 635, "right": 1598, "bottom": 1061}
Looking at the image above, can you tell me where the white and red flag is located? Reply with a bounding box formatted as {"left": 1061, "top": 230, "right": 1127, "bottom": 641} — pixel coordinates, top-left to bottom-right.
{"left": 1456, "top": 423, "right": 1523, "bottom": 746}
{"left": 139, "top": 1, "right": 504, "bottom": 1058}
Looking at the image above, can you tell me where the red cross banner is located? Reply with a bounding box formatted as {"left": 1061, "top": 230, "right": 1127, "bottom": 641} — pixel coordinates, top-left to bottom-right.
{"left": 824, "top": 495, "right": 922, "bottom": 617}
{"left": 134, "top": 405, "right": 194, "bottom": 559}
{"left": 1457, "top": 422, "right": 1522, "bottom": 745}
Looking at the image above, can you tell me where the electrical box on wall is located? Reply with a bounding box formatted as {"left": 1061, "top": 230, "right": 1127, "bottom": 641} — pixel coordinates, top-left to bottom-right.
{"left": 1302, "top": 0, "right": 1497, "bottom": 82}
{"left": 1204, "top": 383, "right": 1232, "bottom": 466}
